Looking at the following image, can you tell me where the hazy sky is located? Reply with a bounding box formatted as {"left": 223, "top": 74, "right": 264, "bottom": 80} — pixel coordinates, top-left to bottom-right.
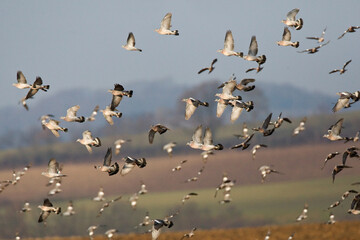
{"left": 1, "top": 0, "right": 359, "bottom": 108}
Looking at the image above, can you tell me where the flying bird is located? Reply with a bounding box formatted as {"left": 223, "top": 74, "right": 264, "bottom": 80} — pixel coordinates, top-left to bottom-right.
{"left": 241, "top": 35, "right": 266, "bottom": 64}
{"left": 48, "top": 182, "right": 62, "bottom": 196}
{"left": 252, "top": 113, "right": 275, "bottom": 136}
{"left": 42, "top": 118, "right": 68, "bottom": 137}
{"left": 172, "top": 160, "right": 187, "bottom": 172}
{"left": 41, "top": 158, "right": 67, "bottom": 179}
{"left": 129, "top": 193, "right": 139, "bottom": 210}
{"left": 321, "top": 152, "right": 340, "bottom": 169}
{"left": 342, "top": 146, "right": 359, "bottom": 165}
{"left": 155, "top": 13, "right": 179, "bottom": 35}
{"left": 151, "top": 219, "right": 174, "bottom": 240}
{"left": 234, "top": 122, "right": 250, "bottom": 139}
{"left": 182, "top": 97, "right": 209, "bottom": 120}
{"left": 135, "top": 211, "right": 151, "bottom": 229}
{"left": 338, "top": 26, "right": 360, "bottom": 39}
{"left": 332, "top": 164, "right": 352, "bottom": 183}
{"left": 105, "top": 229, "right": 118, "bottom": 240}
{"left": 293, "top": 117, "right": 307, "bottom": 136}
{"left": 13, "top": 71, "right": 32, "bottom": 89}
{"left": 227, "top": 99, "right": 253, "bottom": 123}
{"left": 114, "top": 138, "right": 131, "bottom": 155}
{"left": 62, "top": 201, "right": 75, "bottom": 216}
{"left": 96, "top": 196, "right": 122, "bottom": 217}
{"left": 163, "top": 142, "right": 177, "bottom": 157}
{"left": 93, "top": 187, "right": 105, "bottom": 201}
{"left": 259, "top": 165, "right": 282, "bottom": 183}
{"left": 270, "top": 112, "right": 292, "bottom": 129}
{"left": 277, "top": 27, "right": 299, "bottom": 48}
{"left": 252, "top": 144, "right": 267, "bottom": 160}
{"left": 120, "top": 156, "right": 147, "bottom": 176}
{"left": 281, "top": 8, "right": 303, "bottom": 30}
{"left": 306, "top": 27, "right": 327, "bottom": 43}
{"left": 94, "top": 148, "right": 119, "bottom": 176}
{"left": 20, "top": 76, "right": 50, "bottom": 110}
{"left": 86, "top": 105, "right": 99, "bottom": 122}
{"left": 348, "top": 193, "right": 360, "bottom": 214}
{"left": 108, "top": 84, "right": 133, "bottom": 111}
{"left": 19, "top": 202, "right": 31, "bottom": 213}
{"left": 76, "top": 130, "right": 101, "bottom": 154}
{"left": 38, "top": 198, "right": 61, "bottom": 223}
{"left": 122, "top": 32, "right": 142, "bottom": 52}
{"left": 217, "top": 30, "right": 242, "bottom": 57}
{"left": 138, "top": 181, "right": 148, "bottom": 195}
{"left": 149, "top": 124, "right": 170, "bottom": 144}
{"left": 296, "top": 203, "right": 308, "bottom": 222}
{"left": 181, "top": 192, "right": 198, "bottom": 204}
{"left": 100, "top": 105, "right": 122, "bottom": 125}
{"left": 323, "top": 118, "right": 344, "bottom": 141}
{"left": 198, "top": 58, "right": 217, "bottom": 74}
{"left": 180, "top": 228, "right": 197, "bottom": 240}
{"left": 297, "top": 41, "right": 330, "bottom": 54}
{"left": 187, "top": 125, "right": 223, "bottom": 151}
{"left": 329, "top": 60, "right": 352, "bottom": 74}
{"left": 60, "top": 105, "right": 85, "bottom": 122}
{"left": 231, "top": 133, "right": 254, "bottom": 150}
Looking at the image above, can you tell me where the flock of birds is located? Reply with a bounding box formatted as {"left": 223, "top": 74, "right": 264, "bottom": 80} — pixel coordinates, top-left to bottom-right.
{"left": 2, "top": 8, "right": 360, "bottom": 240}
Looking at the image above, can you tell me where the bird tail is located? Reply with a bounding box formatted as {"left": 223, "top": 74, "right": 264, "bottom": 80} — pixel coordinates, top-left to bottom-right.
{"left": 76, "top": 116, "right": 85, "bottom": 123}
{"left": 63, "top": 128, "right": 68, "bottom": 132}
{"left": 55, "top": 207, "right": 61, "bottom": 214}
{"left": 136, "top": 158, "right": 147, "bottom": 168}
{"left": 19, "top": 98, "right": 29, "bottom": 111}
{"left": 238, "top": 52, "right": 244, "bottom": 58}
{"left": 94, "top": 137, "right": 101, "bottom": 147}
{"left": 214, "top": 144, "right": 223, "bottom": 150}
{"left": 41, "top": 85, "right": 50, "bottom": 91}
{"left": 256, "top": 55, "right": 266, "bottom": 64}
{"left": 295, "top": 18, "right": 303, "bottom": 30}
{"left": 201, "top": 101, "right": 209, "bottom": 107}
{"left": 293, "top": 41, "right": 300, "bottom": 48}
{"left": 115, "top": 112, "right": 122, "bottom": 118}
{"left": 125, "top": 90, "right": 133, "bottom": 98}
{"left": 174, "top": 30, "right": 179, "bottom": 36}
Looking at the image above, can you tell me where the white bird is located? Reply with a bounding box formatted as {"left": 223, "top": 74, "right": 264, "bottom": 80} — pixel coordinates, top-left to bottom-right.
{"left": 122, "top": 32, "right": 142, "bottom": 52}
{"left": 129, "top": 193, "right": 139, "bottom": 210}
{"left": 105, "top": 229, "right": 118, "bottom": 240}
{"left": 293, "top": 117, "right": 307, "bottom": 136}
{"left": 151, "top": 219, "right": 173, "bottom": 240}
{"left": 138, "top": 181, "right": 148, "bottom": 195}
{"left": 100, "top": 106, "right": 122, "bottom": 125}
{"left": 172, "top": 160, "right": 187, "bottom": 172}
{"left": 241, "top": 36, "right": 266, "bottom": 64}
{"left": 155, "top": 13, "right": 179, "bottom": 35}
{"left": 277, "top": 27, "right": 299, "bottom": 48}
{"left": 114, "top": 138, "right": 131, "bottom": 155}
{"left": 43, "top": 119, "right": 68, "bottom": 137}
{"left": 296, "top": 203, "right": 308, "bottom": 222}
{"left": 86, "top": 105, "right": 99, "bottom": 122}
{"left": 60, "top": 105, "right": 85, "bottom": 122}
{"left": 217, "top": 30, "right": 242, "bottom": 56}
{"left": 323, "top": 118, "right": 344, "bottom": 141}
{"left": 187, "top": 125, "right": 223, "bottom": 151}
{"left": 41, "top": 158, "right": 67, "bottom": 179}
{"left": 62, "top": 201, "right": 75, "bottom": 216}
{"left": 120, "top": 156, "right": 147, "bottom": 176}
{"left": 94, "top": 148, "right": 119, "bottom": 176}
{"left": 180, "top": 228, "right": 197, "bottom": 240}
{"left": 19, "top": 202, "right": 31, "bottom": 213}
{"left": 163, "top": 142, "right": 177, "bottom": 157}
{"left": 13, "top": 71, "right": 32, "bottom": 89}
{"left": 48, "top": 182, "right": 62, "bottom": 196}
{"left": 281, "top": 8, "right": 303, "bottom": 30}
{"left": 76, "top": 130, "right": 101, "bottom": 154}
{"left": 252, "top": 144, "right": 267, "bottom": 160}
{"left": 93, "top": 187, "right": 105, "bottom": 201}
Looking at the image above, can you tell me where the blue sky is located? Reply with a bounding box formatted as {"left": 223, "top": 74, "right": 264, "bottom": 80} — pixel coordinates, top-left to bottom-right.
{"left": 0, "top": 0, "right": 359, "bottom": 108}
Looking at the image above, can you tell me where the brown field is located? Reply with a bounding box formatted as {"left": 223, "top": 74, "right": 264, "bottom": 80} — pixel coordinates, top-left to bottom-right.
{"left": 22, "top": 221, "right": 360, "bottom": 240}
{"left": 0, "top": 141, "right": 359, "bottom": 202}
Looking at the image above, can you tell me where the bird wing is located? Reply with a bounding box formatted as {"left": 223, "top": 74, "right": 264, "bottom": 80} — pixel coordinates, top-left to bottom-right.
{"left": 110, "top": 95, "right": 123, "bottom": 111}
{"left": 33, "top": 77, "right": 43, "bottom": 86}
{"left": 185, "top": 102, "right": 197, "bottom": 120}
{"left": 197, "top": 67, "right": 208, "bottom": 74}
{"left": 17, "top": 71, "right": 27, "bottom": 83}
{"left": 83, "top": 130, "right": 93, "bottom": 141}
{"left": 343, "top": 59, "right": 352, "bottom": 69}
{"left": 38, "top": 210, "right": 50, "bottom": 223}
{"left": 216, "top": 99, "right": 227, "bottom": 118}
{"left": 43, "top": 198, "right": 53, "bottom": 207}
{"left": 103, "top": 148, "right": 112, "bottom": 166}
{"left": 211, "top": 58, "right": 218, "bottom": 67}
{"left": 240, "top": 78, "right": 255, "bottom": 86}
{"left": 230, "top": 104, "right": 244, "bottom": 123}
{"left": 192, "top": 125, "right": 203, "bottom": 144}
{"left": 332, "top": 97, "right": 349, "bottom": 112}
{"left": 203, "top": 127, "right": 213, "bottom": 146}
{"left": 48, "top": 158, "right": 58, "bottom": 174}
{"left": 127, "top": 32, "right": 136, "bottom": 47}
{"left": 222, "top": 80, "right": 236, "bottom": 96}
{"left": 286, "top": 8, "right": 299, "bottom": 21}
{"left": 148, "top": 129, "right": 156, "bottom": 144}
{"left": 161, "top": 13, "right": 172, "bottom": 30}
{"left": 67, "top": 105, "right": 80, "bottom": 118}
{"left": 25, "top": 88, "right": 39, "bottom": 100}
{"left": 282, "top": 27, "right": 291, "bottom": 41}
{"left": 248, "top": 36, "right": 258, "bottom": 56}
{"left": 224, "top": 30, "right": 234, "bottom": 51}
{"left": 262, "top": 113, "right": 273, "bottom": 130}
{"left": 331, "top": 118, "right": 344, "bottom": 135}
